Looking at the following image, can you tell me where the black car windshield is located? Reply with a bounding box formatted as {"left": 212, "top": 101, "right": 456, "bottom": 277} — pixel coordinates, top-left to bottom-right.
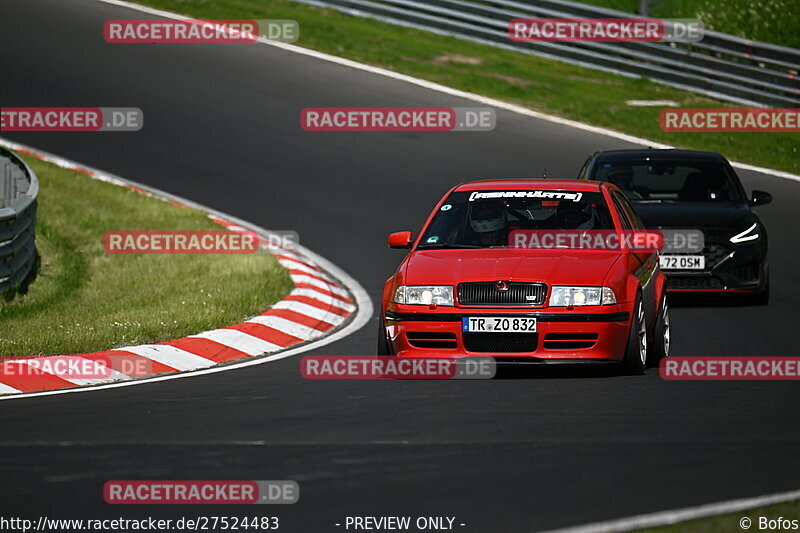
{"left": 418, "top": 190, "right": 613, "bottom": 249}
{"left": 590, "top": 159, "right": 745, "bottom": 202}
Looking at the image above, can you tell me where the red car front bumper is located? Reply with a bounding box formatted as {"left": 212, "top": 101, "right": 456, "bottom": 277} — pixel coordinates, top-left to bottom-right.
{"left": 384, "top": 304, "right": 633, "bottom": 361}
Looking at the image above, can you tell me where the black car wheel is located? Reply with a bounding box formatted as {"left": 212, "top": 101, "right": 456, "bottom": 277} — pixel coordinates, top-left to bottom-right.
{"left": 749, "top": 268, "right": 770, "bottom": 306}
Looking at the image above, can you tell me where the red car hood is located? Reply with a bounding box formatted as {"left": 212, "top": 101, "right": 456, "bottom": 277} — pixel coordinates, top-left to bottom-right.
{"left": 403, "top": 249, "right": 622, "bottom": 286}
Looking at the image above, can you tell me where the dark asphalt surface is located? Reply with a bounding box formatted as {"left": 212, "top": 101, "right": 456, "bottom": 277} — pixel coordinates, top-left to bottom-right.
{"left": 1, "top": 1, "right": 800, "bottom": 531}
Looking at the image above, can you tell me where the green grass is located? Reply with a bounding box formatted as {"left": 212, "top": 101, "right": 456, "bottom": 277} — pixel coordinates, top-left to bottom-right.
{"left": 128, "top": 0, "right": 798, "bottom": 174}
{"left": 576, "top": 0, "right": 800, "bottom": 48}
{"left": 635, "top": 499, "right": 800, "bottom": 532}
{"left": 0, "top": 155, "right": 293, "bottom": 356}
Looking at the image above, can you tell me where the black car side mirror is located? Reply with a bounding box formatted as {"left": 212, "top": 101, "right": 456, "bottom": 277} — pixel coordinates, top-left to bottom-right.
{"left": 750, "top": 190, "right": 772, "bottom": 206}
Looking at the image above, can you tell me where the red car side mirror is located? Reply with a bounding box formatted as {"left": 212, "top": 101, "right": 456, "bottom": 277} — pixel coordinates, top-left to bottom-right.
{"left": 388, "top": 231, "right": 413, "bottom": 249}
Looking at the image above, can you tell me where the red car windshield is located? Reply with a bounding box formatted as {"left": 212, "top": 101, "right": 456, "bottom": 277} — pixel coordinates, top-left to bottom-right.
{"left": 418, "top": 190, "right": 613, "bottom": 248}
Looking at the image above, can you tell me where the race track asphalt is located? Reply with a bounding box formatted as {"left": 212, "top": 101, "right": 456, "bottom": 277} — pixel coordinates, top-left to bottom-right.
{"left": 1, "top": 1, "right": 800, "bottom": 531}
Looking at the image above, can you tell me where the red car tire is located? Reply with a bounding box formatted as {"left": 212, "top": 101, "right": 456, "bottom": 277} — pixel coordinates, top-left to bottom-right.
{"left": 622, "top": 294, "right": 647, "bottom": 375}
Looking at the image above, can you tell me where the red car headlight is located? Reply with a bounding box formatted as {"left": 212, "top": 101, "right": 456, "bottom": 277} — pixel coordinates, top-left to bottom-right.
{"left": 549, "top": 286, "right": 617, "bottom": 306}
{"left": 394, "top": 285, "right": 454, "bottom": 306}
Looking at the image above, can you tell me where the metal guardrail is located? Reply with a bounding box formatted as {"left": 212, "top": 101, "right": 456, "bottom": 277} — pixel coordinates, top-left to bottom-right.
{"left": 291, "top": 0, "right": 800, "bottom": 108}
{"left": 0, "top": 147, "right": 39, "bottom": 297}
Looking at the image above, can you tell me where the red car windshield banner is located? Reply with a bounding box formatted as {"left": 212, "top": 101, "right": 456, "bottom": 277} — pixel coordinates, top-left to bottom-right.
{"left": 468, "top": 190, "right": 583, "bottom": 202}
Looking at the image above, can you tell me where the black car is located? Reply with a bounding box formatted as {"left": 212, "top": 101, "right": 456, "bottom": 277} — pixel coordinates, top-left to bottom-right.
{"left": 578, "top": 149, "right": 770, "bottom": 304}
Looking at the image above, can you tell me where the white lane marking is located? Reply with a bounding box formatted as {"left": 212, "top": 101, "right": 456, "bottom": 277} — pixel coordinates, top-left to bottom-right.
{"left": 626, "top": 99, "right": 679, "bottom": 107}
{"left": 291, "top": 288, "right": 357, "bottom": 312}
{"left": 271, "top": 300, "right": 346, "bottom": 326}
{"left": 118, "top": 345, "right": 216, "bottom": 371}
{"left": 0, "top": 140, "right": 372, "bottom": 402}
{"left": 19, "top": 357, "right": 130, "bottom": 386}
{"left": 92, "top": 0, "right": 800, "bottom": 183}
{"left": 189, "top": 329, "right": 282, "bottom": 356}
{"left": 536, "top": 488, "right": 800, "bottom": 533}
{"left": 245, "top": 315, "right": 323, "bottom": 341}
{"left": 0, "top": 382, "right": 22, "bottom": 394}
{"left": 290, "top": 274, "right": 350, "bottom": 297}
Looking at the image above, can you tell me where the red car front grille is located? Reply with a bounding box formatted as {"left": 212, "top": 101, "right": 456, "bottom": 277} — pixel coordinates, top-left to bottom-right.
{"left": 462, "top": 332, "right": 538, "bottom": 353}
{"left": 406, "top": 332, "right": 458, "bottom": 349}
{"left": 542, "top": 333, "right": 599, "bottom": 350}
{"left": 457, "top": 282, "right": 547, "bottom": 306}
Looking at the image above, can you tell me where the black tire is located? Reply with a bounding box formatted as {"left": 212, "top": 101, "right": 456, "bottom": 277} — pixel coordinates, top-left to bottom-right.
{"left": 647, "top": 295, "right": 670, "bottom": 367}
{"left": 621, "top": 294, "right": 647, "bottom": 375}
{"left": 377, "top": 318, "right": 391, "bottom": 356}
{"left": 17, "top": 248, "right": 41, "bottom": 296}
{"left": 749, "top": 270, "right": 770, "bottom": 306}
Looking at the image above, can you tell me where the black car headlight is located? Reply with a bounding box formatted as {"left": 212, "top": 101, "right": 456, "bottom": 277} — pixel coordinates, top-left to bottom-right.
{"left": 730, "top": 223, "right": 759, "bottom": 244}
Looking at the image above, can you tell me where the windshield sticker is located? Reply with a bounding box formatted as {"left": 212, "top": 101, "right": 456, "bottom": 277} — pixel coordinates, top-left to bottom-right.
{"left": 426, "top": 236, "right": 440, "bottom": 244}
{"left": 440, "top": 204, "right": 452, "bottom": 211}
{"left": 468, "top": 191, "right": 583, "bottom": 202}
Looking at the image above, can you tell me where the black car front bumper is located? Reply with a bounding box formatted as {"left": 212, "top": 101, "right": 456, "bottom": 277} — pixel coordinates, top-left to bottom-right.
{"left": 664, "top": 239, "right": 767, "bottom": 292}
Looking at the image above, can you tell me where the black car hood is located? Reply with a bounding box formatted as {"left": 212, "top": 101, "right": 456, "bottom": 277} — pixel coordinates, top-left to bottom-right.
{"left": 632, "top": 201, "right": 752, "bottom": 230}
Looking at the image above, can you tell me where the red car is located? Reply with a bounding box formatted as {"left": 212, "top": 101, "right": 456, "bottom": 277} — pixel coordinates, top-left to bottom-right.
{"left": 379, "top": 179, "right": 670, "bottom": 373}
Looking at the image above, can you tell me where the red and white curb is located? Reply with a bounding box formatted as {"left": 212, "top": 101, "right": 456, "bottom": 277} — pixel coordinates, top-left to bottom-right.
{"left": 0, "top": 137, "right": 372, "bottom": 400}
